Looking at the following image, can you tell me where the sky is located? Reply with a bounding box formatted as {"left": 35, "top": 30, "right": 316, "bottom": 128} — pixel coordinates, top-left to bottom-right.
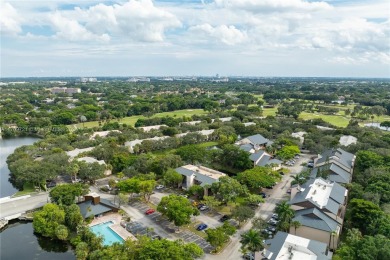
{"left": 0, "top": 0, "right": 389, "bottom": 78}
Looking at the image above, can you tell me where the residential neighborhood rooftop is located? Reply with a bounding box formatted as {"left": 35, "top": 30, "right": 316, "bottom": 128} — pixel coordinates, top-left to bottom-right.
{"left": 263, "top": 232, "right": 331, "bottom": 260}
{"left": 339, "top": 135, "right": 357, "bottom": 146}
{"left": 66, "top": 147, "right": 94, "bottom": 159}
{"left": 290, "top": 178, "right": 347, "bottom": 215}
{"left": 137, "top": 125, "right": 168, "bottom": 132}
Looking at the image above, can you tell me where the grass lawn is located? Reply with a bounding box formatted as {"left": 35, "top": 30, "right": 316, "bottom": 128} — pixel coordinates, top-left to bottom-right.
{"left": 299, "top": 112, "right": 351, "bottom": 127}
{"left": 70, "top": 109, "right": 208, "bottom": 129}
{"left": 12, "top": 183, "right": 36, "bottom": 197}
{"left": 262, "top": 107, "right": 277, "bottom": 116}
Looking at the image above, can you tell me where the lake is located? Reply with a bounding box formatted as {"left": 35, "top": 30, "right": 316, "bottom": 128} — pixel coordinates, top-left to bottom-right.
{"left": 0, "top": 221, "right": 75, "bottom": 260}
{"left": 0, "top": 137, "right": 40, "bottom": 198}
{"left": 0, "top": 137, "right": 75, "bottom": 259}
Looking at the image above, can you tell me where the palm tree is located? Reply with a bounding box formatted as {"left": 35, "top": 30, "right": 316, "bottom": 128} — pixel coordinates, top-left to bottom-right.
{"left": 240, "top": 229, "right": 264, "bottom": 254}
{"left": 275, "top": 201, "right": 295, "bottom": 232}
{"left": 290, "top": 220, "right": 301, "bottom": 235}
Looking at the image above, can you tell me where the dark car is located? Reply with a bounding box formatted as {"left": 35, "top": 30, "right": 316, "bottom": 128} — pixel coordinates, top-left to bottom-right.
{"left": 196, "top": 223, "right": 208, "bottom": 231}
{"left": 197, "top": 204, "right": 205, "bottom": 209}
{"left": 260, "top": 192, "right": 267, "bottom": 198}
{"left": 220, "top": 215, "right": 230, "bottom": 222}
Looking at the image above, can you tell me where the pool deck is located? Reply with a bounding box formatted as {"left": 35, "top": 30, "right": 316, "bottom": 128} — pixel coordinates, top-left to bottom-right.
{"left": 89, "top": 213, "right": 136, "bottom": 241}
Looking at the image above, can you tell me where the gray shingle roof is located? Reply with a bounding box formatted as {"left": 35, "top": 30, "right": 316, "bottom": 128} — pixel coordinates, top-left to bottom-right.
{"left": 264, "top": 232, "right": 330, "bottom": 260}
{"left": 289, "top": 178, "right": 346, "bottom": 216}
{"left": 317, "top": 148, "right": 354, "bottom": 170}
{"left": 293, "top": 208, "right": 339, "bottom": 232}
{"left": 256, "top": 154, "right": 271, "bottom": 166}
{"left": 247, "top": 134, "right": 269, "bottom": 146}
{"left": 310, "top": 163, "right": 351, "bottom": 184}
{"left": 249, "top": 150, "right": 266, "bottom": 162}
{"left": 77, "top": 200, "right": 113, "bottom": 218}
{"left": 239, "top": 144, "right": 254, "bottom": 152}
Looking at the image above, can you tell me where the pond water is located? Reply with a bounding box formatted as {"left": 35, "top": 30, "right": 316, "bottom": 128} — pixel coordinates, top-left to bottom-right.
{"left": 0, "top": 221, "right": 75, "bottom": 260}
{"left": 0, "top": 137, "right": 40, "bottom": 198}
{"left": 0, "top": 137, "right": 75, "bottom": 259}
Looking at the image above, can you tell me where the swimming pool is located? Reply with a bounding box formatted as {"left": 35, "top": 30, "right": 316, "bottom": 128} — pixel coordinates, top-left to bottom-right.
{"left": 90, "top": 221, "right": 124, "bottom": 246}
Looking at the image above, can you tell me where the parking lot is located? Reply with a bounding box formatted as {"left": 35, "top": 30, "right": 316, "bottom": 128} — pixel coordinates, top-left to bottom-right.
{"left": 129, "top": 200, "right": 214, "bottom": 253}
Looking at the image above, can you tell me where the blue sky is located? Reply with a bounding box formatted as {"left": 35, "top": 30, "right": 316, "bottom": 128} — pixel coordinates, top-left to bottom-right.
{"left": 1, "top": 0, "right": 389, "bottom": 77}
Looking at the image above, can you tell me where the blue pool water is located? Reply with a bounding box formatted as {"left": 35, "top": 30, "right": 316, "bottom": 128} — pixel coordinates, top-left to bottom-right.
{"left": 90, "top": 221, "right": 124, "bottom": 246}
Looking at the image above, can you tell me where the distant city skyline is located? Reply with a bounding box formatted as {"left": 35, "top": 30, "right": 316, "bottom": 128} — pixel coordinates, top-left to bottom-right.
{"left": 1, "top": 0, "right": 389, "bottom": 78}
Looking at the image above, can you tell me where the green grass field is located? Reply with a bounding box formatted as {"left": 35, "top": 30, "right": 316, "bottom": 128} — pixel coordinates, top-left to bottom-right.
{"left": 70, "top": 109, "right": 208, "bottom": 129}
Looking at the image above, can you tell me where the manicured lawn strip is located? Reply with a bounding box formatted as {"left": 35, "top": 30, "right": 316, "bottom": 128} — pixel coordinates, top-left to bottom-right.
{"left": 71, "top": 109, "right": 208, "bottom": 129}
{"left": 262, "top": 107, "right": 277, "bottom": 116}
{"left": 13, "top": 183, "right": 36, "bottom": 197}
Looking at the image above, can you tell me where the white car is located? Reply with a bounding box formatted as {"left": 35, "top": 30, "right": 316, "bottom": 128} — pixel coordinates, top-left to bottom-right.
{"left": 156, "top": 185, "right": 164, "bottom": 190}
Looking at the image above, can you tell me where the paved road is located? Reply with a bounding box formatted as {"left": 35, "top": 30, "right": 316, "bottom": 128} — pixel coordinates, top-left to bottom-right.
{"left": 0, "top": 193, "right": 49, "bottom": 219}
{"left": 208, "top": 154, "right": 311, "bottom": 260}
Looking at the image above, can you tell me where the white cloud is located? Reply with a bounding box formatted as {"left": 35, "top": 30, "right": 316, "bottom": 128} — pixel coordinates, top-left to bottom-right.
{"left": 0, "top": 2, "right": 22, "bottom": 35}
{"left": 49, "top": 12, "right": 110, "bottom": 42}
{"left": 214, "top": 0, "right": 332, "bottom": 12}
{"left": 189, "top": 24, "right": 247, "bottom": 45}
{"left": 80, "top": 0, "right": 182, "bottom": 42}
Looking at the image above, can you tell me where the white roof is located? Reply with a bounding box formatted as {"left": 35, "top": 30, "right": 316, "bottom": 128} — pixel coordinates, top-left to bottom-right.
{"left": 181, "top": 120, "right": 201, "bottom": 126}
{"left": 339, "top": 135, "right": 357, "bottom": 146}
{"left": 271, "top": 234, "right": 319, "bottom": 260}
{"left": 137, "top": 125, "right": 167, "bottom": 132}
{"left": 243, "top": 122, "right": 256, "bottom": 127}
{"left": 77, "top": 157, "right": 106, "bottom": 165}
{"left": 125, "top": 136, "right": 169, "bottom": 152}
{"left": 211, "top": 117, "right": 232, "bottom": 123}
{"left": 175, "top": 129, "right": 215, "bottom": 138}
{"left": 90, "top": 130, "right": 121, "bottom": 139}
{"left": 305, "top": 179, "right": 333, "bottom": 209}
{"left": 66, "top": 147, "right": 94, "bottom": 158}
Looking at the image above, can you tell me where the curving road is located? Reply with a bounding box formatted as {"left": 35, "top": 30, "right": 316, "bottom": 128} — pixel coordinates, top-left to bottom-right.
{"left": 0, "top": 193, "right": 49, "bottom": 219}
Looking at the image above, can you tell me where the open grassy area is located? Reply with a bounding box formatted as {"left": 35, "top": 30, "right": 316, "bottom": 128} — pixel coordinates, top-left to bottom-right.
{"left": 12, "top": 183, "right": 36, "bottom": 197}
{"left": 70, "top": 109, "right": 208, "bottom": 129}
{"left": 262, "top": 107, "right": 277, "bottom": 116}
{"left": 299, "top": 112, "right": 351, "bottom": 127}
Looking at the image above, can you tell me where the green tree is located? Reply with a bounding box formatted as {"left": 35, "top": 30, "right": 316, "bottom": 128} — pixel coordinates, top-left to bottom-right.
{"left": 237, "top": 166, "right": 278, "bottom": 189}
{"left": 276, "top": 145, "right": 300, "bottom": 160}
{"left": 187, "top": 185, "right": 204, "bottom": 198}
{"left": 33, "top": 203, "right": 66, "bottom": 239}
{"left": 275, "top": 201, "right": 295, "bottom": 232}
{"left": 55, "top": 224, "right": 69, "bottom": 240}
{"left": 77, "top": 161, "right": 106, "bottom": 184}
{"left": 65, "top": 204, "right": 84, "bottom": 231}
{"left": 245, "top": 194, "right": 264, "bottom": 207}
{"left": 75, "top": 242, "right": 89, "bottom": 260}
{"left": 206, "top": 227, "right": 229, "bottom": 249}
{"left": 355, "top": 151, "right": 383, "bottom": 173}
{"left": 163, "top": 168, "right": 183, "bottom": 188}
{"left": 219, "top": 144, "right": 252, "bottom": 170}
{"left": 290, "top": 220, "right": 301, "bottom": 235}
{"left": 50, "top": 183, "right": 87, "bottom": 206}
{"left": 347, "top": 198, "right": 384, "bottom": 235}
{"left": 157, "top": 195, "right": 199, "bottom": 228}
{"left": 139, "top": 179, "right": 156, "bottom": 202}
{"left": 175, "top": 145, "right": 207, "bottom": 164}
{"left": 232, "top": 206, "right": 255, "bottom": 225}
{"left": 201, "top": 196, "right": 221, "bottom": 212}
{"left": 211, "top": 176, "right": 248, "bottom": 204}
{"left": 240, "top": 229, "right": 264, "bottom": 254}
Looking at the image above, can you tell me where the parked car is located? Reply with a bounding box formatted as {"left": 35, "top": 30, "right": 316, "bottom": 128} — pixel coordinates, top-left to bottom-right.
{"left": 307, "top": 162, "right": 314, "bottom": 168}
{"left": 156, "top": 185, "right": 164, "bottom": 190}
{"left": 220, "top": 215, "right": 230, "bottom": 222}
{"left": 196, "top": 223, "right": 208, "bottom": 231}
{"left": 279, "top": 171, "right": 284, "bottom": 175}
{"left": 262, "top": 229, "right": 273, "bottom": 235}
{"left": 199, "top": 205, "right": 209, "bottom": 211}
{"left": 197, "top": 204, "right": 205, "bottom": 209}
{"left": 268, "top": 218, "right": 278, "bottom": 226}
{"left": 272, "top": 213, "right": 279, "bottom": 219}
{"left": 260, "top": 192, "right": 267, "bottom": 198}
{"left": 243, "top": 252, "right": 255, "bottom": 260}
{"left": 287, "top": 188, "right": 292, "bottom": 194}
{"left": 151, "top": 235, "right": 162, "bottom": 240}
{"left": 267, "top": 226, "right": 276, "bottom": 232}
{"left": 145, "top": 209, "right": 156, "bottom": 215}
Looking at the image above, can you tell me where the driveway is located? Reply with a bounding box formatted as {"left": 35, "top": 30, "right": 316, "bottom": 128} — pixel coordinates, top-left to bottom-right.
{"left": 207, "top": 154, "right": 313, "bottom": 260}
